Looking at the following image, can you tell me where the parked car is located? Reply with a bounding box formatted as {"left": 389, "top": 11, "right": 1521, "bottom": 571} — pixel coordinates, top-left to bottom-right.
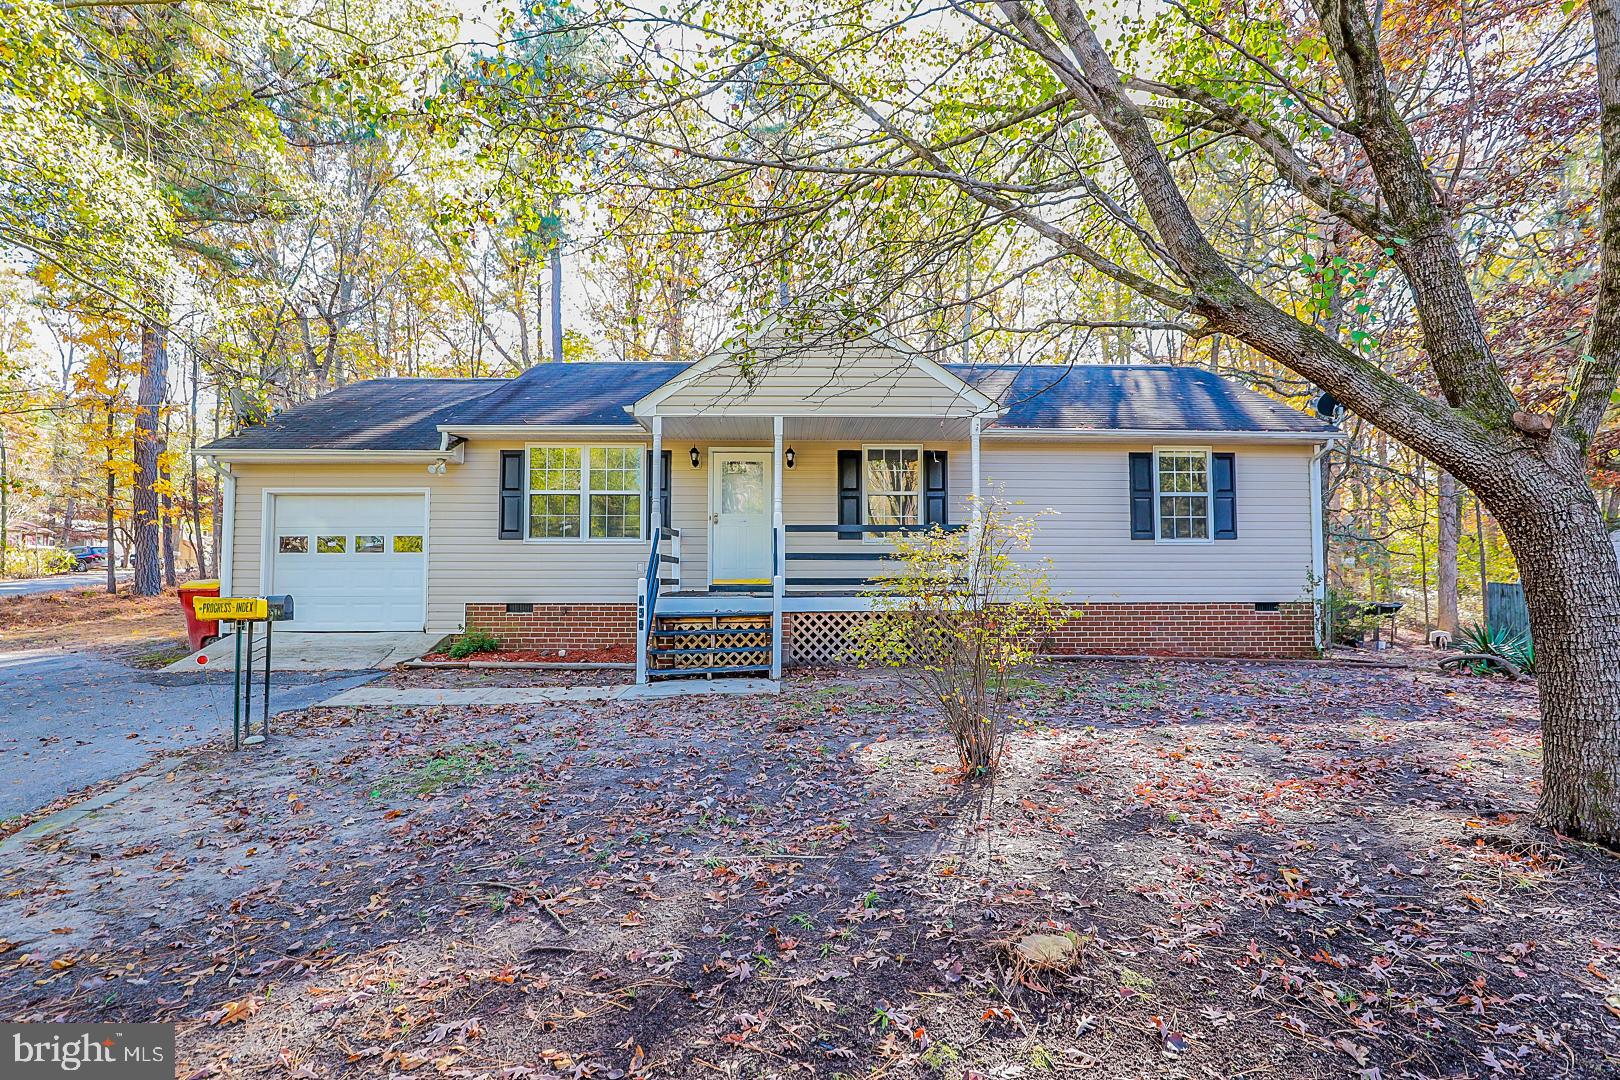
{"left": 68, "top": 545, "right": 109, "bottom": 572}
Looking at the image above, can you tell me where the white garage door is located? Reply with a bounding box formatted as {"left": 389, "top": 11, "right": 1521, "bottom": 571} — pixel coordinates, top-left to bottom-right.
{"left": 268, "top": 494, "right": 426, "bottom": 630}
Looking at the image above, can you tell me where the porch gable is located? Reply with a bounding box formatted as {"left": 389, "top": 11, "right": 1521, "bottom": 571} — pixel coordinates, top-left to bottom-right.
{"left": 631, "top": 319, "right": 998, "bottom": 421}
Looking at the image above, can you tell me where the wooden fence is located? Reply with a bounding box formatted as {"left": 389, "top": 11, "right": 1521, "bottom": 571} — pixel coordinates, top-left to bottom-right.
{"left": 1485, "top": 582, "right": 1530, "bottom": 639}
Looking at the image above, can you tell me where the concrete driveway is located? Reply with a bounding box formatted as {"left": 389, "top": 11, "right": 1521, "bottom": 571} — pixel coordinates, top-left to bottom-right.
{"left": 166, "top": 630, "right": 441, "bottom": 672}
{"left": 0, "top": 571, "right": 130, "bottom": 599}
{"left": 0, "top": 647, "right": 383, "bottom": 820}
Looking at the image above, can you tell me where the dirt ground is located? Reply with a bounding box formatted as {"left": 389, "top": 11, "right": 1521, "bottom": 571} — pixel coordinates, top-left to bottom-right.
{"left": 1, "top": 660, "right": 1617, "bottom": 1078}
{"left": 0, "top": 583, "right": 190, "bottom": 657}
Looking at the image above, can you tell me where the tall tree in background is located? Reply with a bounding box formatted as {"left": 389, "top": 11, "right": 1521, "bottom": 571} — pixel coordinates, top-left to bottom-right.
{"left": 547, "top": 0, "right": 1620, "bottom": 843}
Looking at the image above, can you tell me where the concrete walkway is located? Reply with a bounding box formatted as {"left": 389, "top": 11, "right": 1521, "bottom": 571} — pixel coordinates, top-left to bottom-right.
{"left": 166, "top": 630, "right": 440, "bottom": 673}
{"left": 319, "top": 677, "right": 779, "bottom": 708}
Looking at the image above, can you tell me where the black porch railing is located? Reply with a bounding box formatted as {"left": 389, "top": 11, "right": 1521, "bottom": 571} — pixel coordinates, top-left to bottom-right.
{"left": 781, "top": 522, "right": 965, "bottom": 587}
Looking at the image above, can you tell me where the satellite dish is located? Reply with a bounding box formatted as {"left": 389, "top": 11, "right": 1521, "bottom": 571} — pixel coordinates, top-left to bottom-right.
{"left": 1314, "top": 391, "right": 1346, "bottom": 421}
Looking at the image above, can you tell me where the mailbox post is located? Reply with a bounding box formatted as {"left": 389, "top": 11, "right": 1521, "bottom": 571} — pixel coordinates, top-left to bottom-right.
{"left": 194, "top": 594, "right": 294, "bottom": 749}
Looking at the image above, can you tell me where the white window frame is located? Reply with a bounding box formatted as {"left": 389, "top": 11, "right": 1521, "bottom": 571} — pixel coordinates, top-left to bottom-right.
{"left": 524, "top": 445, "right": 645, "bottom": 543}
{"left": 1152, "top": 446, "right": 1214, "bottom": 545}
{"left": 861, "top": 444, "right": 924, "bottom": 539}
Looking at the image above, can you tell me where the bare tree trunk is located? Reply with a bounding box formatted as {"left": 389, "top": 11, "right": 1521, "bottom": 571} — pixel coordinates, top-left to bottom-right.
{"left": 1492, "top": 474, "right": 1620, "bottom": 841}
{"left": 132, "top": 305, "right": 168, "bottom": 597}
{"left": 0, "top": 428, "right": 9, "bottom": 577}
{"left": 104, "top": 408, "right": 116, "bottom": 596}
{"left": 211, "top": 403, "right": 222, "bottom": 582}
{"left": 189, "top": 345, "right": 206, "bottom": 577}
{"left": 161, "top": 491, "right": 177, "bottom": 587}
{"left": 550, "top": 243, "right": 564, "bottom": 363}
{"left": 1437, "top": 471, "right": 1461, "bottom": 635}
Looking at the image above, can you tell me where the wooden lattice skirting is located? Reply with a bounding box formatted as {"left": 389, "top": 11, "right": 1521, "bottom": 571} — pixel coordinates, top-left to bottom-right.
{"left": 787, "top": 611, "right": 873, "bottom": 666}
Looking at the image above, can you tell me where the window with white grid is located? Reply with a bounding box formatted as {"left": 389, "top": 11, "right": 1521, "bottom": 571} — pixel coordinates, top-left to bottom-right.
{"left": 1155, "top": 449, "right": 1211, "bottom": 541}
{"left": 864, "top": 446, "right": 921, "bottom": 527}
{"left": 526, "top": 446, "right": 643, "bottom": 541}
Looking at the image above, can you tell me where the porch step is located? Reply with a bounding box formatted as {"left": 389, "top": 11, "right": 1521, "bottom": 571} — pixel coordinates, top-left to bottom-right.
{"left": 649, "top": 664, "right": 772, "bottom": 679}
{"left": 647, "top": 612, "right": 772, "bottom": 679}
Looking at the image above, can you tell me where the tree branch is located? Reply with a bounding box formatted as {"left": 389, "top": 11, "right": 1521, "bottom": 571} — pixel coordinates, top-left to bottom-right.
{"left": 1563, "top": 0, "right": 1620, "bottom": 441}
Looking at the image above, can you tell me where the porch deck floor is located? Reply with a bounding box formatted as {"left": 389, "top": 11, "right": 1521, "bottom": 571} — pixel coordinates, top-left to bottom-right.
{"left": 663, "top": 589, "right": 866, "bottom": 598}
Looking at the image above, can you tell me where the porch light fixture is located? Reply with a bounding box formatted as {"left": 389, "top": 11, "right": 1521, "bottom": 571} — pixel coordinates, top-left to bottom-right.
{"left": 689, "top": 446, "right": 701, "bottom": 469}
{"left": 785, "top": 446, "right": 796, "bottom": 469}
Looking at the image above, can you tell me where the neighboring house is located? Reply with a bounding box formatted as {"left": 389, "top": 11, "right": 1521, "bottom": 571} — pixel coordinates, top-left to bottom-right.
{"left": 199, "top": 323, "right": 1340, "bottom": 678}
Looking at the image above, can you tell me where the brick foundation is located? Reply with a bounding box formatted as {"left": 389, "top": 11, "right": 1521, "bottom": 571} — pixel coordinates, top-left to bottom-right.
{"left": 467, "top": 601, "right": 1317, "bottom": 662}
{"left": 464, "top": 603, "right": 637, "bottom": 653}
{"left": 1044, "top": 602, "right": 1317, "bottom": 659}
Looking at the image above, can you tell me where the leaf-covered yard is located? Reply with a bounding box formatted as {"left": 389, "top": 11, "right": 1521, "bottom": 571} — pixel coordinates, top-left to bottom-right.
{"left": 1, "top": 660, "right": 1616, "bottom": 1078}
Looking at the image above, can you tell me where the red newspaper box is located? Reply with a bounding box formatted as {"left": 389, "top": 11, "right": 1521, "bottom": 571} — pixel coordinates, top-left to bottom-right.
{"left": 178, "top": 579, "right": 221, "bottom": 652}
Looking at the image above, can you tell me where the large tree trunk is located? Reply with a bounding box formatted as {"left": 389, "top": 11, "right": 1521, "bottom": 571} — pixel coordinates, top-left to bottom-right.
{"left": 104, "top": 408, "right": 117, "bottom": 596}
{"left": 1437, "top": 471, "right": 1462, "bottom": 635}
{"left": 1490, "top": 465, "right": 1620, "bottom": 841}
{"left": 132, "top": 305, "right": 169, "bottom": 597}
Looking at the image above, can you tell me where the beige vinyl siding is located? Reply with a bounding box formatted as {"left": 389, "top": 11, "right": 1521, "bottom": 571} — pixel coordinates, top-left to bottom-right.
{"left": 229, "top": 439, "right": 653, "bottom": 632}
{"left": 959, "top": 441, "right": 1316, "bottom": 603}
{"left": 655, "top": 344, "right": 980, "bottom": 417}
{"left": 227, "top": 436, "right": 1318, "bottom": 625}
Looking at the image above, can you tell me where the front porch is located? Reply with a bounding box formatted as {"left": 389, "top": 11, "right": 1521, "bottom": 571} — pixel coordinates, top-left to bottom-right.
{"left": 632, "top": 427, "right": 984, "bottom": 682}
{"left": 625, "top": 327, "right": 1000, "bottom": 682}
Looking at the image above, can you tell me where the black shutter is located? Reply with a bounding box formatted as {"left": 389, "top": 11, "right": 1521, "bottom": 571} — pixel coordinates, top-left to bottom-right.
{"left": 923, "top": 450, "right": 948, "bottom": 526}
{"left": 660, "top": 449, "right": 672, "bottom": 530}
{"left": 642, "top": 449, "right": 674, "bottom": 535}
{"left": 837, "top": 449, "right": 863, "bottom": 540}
{"left": 1128, "top": 452, "right": 1154, "bottom": 540}
{"left": 499, "top": 450, "right": 525, "bottom": 539}
{"left": 1212, "top": 452, "right": 1237, "bottom": 539}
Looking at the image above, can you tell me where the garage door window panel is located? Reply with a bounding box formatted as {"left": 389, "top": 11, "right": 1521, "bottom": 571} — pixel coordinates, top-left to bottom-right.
{"left": 316, "top": 535, "right": 346, "bottom": 554}
{"left": 355, "top": 535, "right": 383, "bottom": 553}
{"left": 278, "top": 535, "right": 308, "bottom": 554}
{"left": 393, "top": 534, "right": 423, "bottom": 553}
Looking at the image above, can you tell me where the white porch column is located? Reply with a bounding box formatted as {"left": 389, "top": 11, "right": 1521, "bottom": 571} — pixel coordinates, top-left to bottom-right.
{"left": 970, "top": 416, "right": 982, "bottom": 510}
{"left": 650, "top": 415, "right": 663, "bottom": 541}
{"left": 968, "top": 416, "right": 983, "bottom": 588}
{"left": 637, "top": 416, "right": 663, "bottom": 686}
{"left": 771, "top": 415, "right": 785, "bottom": 680}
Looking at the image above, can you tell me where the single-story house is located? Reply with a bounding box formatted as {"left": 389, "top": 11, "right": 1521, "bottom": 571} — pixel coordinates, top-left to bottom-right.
{"left": 199, "top": 322, "right": 1339, "bottom": 679}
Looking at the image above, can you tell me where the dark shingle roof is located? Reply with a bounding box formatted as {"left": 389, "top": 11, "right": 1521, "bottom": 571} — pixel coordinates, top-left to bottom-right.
{"left": 951, "top": 364, "right": 1331, "bottom": 434}
{"left": 447, "top": 362, "right": 690, "bottom": 426}
{"left": 203, "top": 360, "right": 1330, "bottom": 453}
{"left": 203, "top": 378, "right": 507, "bottom": 452}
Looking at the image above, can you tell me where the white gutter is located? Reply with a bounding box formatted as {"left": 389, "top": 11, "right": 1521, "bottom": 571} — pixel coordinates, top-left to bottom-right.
{"left": 437, "top": 424, "right": 645, "bottom": 439}
{"left": 1309, "top": 441, "right": 1331, "bottom": 652}
{"left": 219, "top": 464, "right": 235, "bottom": 593}
{"left": 981, "top": 427, "right": 1343, "bottom": 443}
{"left": 195, "top": 447, "right": 465, "bottom": 465}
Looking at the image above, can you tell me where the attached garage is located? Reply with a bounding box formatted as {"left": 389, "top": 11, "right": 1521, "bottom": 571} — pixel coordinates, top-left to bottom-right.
{"left": 265, "top": 493, "right": 427, "bottom": 630}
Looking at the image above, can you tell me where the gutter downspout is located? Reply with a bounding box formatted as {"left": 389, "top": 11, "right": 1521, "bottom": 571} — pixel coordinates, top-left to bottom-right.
{"left": 1309, "top": 441, "right": 1331, "bottom": 654}
{"left": 219, "top": 461, "right": 236, "bottom": 601}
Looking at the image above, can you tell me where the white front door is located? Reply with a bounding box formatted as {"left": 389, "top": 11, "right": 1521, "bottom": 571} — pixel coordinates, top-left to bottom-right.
{"left": 709, "top": 451, "right": 773, "bottom": 584}
{"left": 268, "top": 494, "right": 427, "bottom": 630}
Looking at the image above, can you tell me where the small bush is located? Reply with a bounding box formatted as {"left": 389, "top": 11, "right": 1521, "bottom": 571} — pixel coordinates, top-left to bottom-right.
{"left": 852, "top": 504, "right": 1062, "bottom": 778}
{"left": 446, "top": 630, "right": 501, "bottom": 659}
{"left": 2, "top": 547, "right": 78, "bottom": 578}
{"left": 1458, "top": 623, "right": 1535, "bottom": 675}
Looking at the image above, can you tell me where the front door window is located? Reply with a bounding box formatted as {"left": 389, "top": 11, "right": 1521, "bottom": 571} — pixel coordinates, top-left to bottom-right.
{"left": 711, "top": 452, "right": 773, "bottom": 583}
